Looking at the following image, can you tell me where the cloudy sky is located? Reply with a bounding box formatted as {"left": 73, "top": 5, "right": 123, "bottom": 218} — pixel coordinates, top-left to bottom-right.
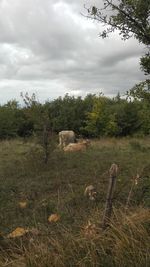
{"left": 0, "top": 0, "right": 146, "bottom": 104}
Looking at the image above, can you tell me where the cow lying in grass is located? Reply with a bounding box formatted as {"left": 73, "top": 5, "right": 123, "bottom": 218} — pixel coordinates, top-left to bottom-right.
{"left": 63, "top": 139, "right": 90, "bottom": 152}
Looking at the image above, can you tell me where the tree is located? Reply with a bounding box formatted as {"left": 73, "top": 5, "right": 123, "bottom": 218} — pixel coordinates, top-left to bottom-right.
{"left": 21, "top": 93, "right": 55, "bottom": 164}
{"left": 47, "top": 94, "right": 90, "bottom": 134}
{"left": 83, "top": 95, "right": 115, "bottom": 137}
{"left": 127, "top": 79, "right": 150, "bottom": 102}
{"left": 85, "top": 0, "right": 150, "bottom": 75}
{"left": 115, "top": 101, "right": 141, "bottom": 136}
{"left": 0, "top": 100, "right": 33, "bottom": 139}
{"left": 0, "top": 106, "right": 18, "bottom": 139}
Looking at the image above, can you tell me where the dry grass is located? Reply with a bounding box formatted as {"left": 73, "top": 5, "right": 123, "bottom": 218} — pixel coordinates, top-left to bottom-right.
{"left": 0, "top": 208, "right": 149, "bottom": 267}
{"left": 0, "top": 137, "right": 150, "bottom": 266}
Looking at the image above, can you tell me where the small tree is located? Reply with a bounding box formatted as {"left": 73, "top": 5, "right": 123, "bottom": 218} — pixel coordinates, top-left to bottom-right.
{"left": 21, "top": 92, "right": 55, "bottom": 164}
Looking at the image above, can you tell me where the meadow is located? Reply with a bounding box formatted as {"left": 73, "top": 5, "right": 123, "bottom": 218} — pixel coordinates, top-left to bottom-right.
{"left": 0, "top": 137, "right": 150, "bottom": 267}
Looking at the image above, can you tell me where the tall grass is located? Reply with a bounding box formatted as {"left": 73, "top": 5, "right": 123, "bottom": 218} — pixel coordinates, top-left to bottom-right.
{"left": 0, "top": 137, "right": 150, "bottom": 266}
{"left": 1, "top": 208, "right": 149, "bottom": 267}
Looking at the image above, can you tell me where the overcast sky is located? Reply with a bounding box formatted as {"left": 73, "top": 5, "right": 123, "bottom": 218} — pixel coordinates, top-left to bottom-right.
{"left": 0, "top": 0, "right": 146, "bottom": 104}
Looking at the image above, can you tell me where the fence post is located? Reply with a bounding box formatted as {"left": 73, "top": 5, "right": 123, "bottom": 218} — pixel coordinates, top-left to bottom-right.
{"left": 102, "top": 163, "right": 118, "bottom": 230}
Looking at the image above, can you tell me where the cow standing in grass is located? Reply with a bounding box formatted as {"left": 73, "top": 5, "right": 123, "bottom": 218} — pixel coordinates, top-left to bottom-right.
{"left": 59, "top": 130, "right": 76, "bottom": 149}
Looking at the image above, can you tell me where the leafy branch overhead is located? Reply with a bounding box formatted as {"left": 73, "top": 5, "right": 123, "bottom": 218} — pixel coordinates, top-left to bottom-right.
{"left": 85, "top": 0, "right": 150, "bottom": 75}
{"left": 128, "top": 79, "right": 150, "bottom": 102}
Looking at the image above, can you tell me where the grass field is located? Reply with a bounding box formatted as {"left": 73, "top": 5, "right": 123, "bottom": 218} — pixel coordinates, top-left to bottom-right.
{"left": 0, "top": 137, "right": 150, "bottom": 266}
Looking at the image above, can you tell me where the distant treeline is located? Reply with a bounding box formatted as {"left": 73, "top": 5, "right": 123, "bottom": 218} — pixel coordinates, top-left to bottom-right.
{"left": 0, "top": 93, "right": 150, "bottom": 139}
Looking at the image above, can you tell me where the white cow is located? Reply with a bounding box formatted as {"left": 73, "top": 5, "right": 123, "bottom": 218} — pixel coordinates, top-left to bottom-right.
{"left": 59, "top": 130, "right": 76, "bottom": 149}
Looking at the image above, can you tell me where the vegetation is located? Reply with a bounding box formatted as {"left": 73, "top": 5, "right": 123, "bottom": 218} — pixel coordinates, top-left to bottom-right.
{"left": 0, "top": 2, "right": 149, "bottom": 266}
{"left": 0, "top": 90, "right": 149, "bottom": 267}
{"left": 0, "top": 137, "right": 150, "bottom": 266}
{"left": 85, "top": 0, "right": 150, "bottom": 103}
{"left": 0, "top": 93, "right": 150, "bottom": 141}
{"left": 85, "top": 0, "right": 150, "bottom": 75}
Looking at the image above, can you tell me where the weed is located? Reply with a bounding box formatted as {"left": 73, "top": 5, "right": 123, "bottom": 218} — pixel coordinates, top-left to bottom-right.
{"left": 0, "top": 137, "right": 150, "bottom": 266}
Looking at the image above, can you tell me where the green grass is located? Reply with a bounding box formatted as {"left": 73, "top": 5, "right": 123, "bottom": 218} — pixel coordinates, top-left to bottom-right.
{"left": 0, "top": 137, "right": 150, "bottom": 266}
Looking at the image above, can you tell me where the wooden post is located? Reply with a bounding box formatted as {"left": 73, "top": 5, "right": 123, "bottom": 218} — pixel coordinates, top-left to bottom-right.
{"left": 102, "top": 163, "right": 118, "bottom": 230}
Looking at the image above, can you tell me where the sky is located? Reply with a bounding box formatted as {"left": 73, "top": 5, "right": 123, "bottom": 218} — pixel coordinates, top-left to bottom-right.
{"left": 0, "top": 0, "right": 146, "bottom": 104}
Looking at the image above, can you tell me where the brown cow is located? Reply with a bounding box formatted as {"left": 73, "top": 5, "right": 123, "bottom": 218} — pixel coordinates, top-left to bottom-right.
{"left": 63, "top": 139, "right": 90, "bottom": 152}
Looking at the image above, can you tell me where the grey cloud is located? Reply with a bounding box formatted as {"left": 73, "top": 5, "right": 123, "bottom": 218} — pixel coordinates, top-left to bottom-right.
{"left": 0, "top": 0, "right": 146, "bottom": 103}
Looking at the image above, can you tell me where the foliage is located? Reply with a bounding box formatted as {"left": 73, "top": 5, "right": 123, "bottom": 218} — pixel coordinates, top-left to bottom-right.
{"left": 21, "top": 92, "right": 56, "bottom": 163}
{"left": 46, "top": 94, "right": 90, "bottom": 134}
{"left": 0, "top": 100, "right": 33, "bottom": 139}
{"left": 115, "top": 101, "right": 141, "bottom": 136}
{"left": 0, "top": 92, "right": 150, "bottom": 138}
{"left": 83, "top": 95, "right": 113, "bottom": 136}
{"left": 0, "top": 138, "right": 150, "bottom": 266}
{"left": 85, "top": 0, "right": 150, "bottom": 75}
{"left": 85, "top": 0, "right": 150, "bottom": 104}
{"left": 83, "top": 96, "right": 142, "bottom": 137}
{"left": 128, "top": 79, "right": 150, "bottom": 102}
{"left": 140, "top": 52, "right": 150, "bottom": 75}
